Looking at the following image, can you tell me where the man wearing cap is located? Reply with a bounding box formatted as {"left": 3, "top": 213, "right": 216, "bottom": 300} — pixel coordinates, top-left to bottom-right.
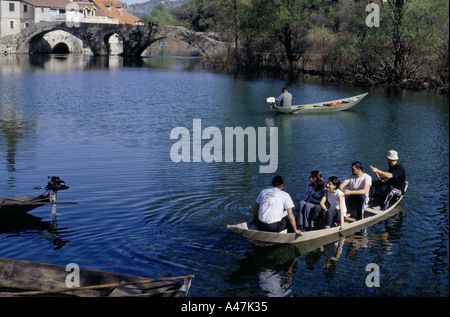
{"left": 276, "top": 88, "right": 292, "bottom": 107}
{"left": 369, "top": 150, "right": 406, "bottom": 206}
{"left": 253, "top": 175, "right": 303, "bottom": 235}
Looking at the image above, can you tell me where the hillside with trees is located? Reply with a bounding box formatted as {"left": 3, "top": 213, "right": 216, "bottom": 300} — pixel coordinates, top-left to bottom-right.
{"left": 140, "top": 0, "right": 449, "bottom": 91}
{"left": 124, "top": 0, "right": 190, "bottom": 18}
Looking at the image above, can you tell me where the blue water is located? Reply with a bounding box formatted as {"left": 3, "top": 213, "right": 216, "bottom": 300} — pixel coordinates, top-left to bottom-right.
{"left": 0, "top": 54, "right": 448, "bottom": 296}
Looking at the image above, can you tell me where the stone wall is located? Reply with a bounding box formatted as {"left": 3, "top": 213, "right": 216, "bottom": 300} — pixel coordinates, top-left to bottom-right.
{"left": 1, "top": 22, "right": 228, "bottom": 57}
{"left": 0, "top": 34, "right": 20, "bottom": 55}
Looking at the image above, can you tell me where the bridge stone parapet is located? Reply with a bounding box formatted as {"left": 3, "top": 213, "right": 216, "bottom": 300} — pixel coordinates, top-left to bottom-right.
{"left": 1, "top": 21, "right": 229, "bottom": 57}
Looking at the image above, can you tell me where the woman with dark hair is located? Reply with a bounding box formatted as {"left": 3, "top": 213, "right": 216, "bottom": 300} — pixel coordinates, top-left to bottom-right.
{"left": 297, "top": 171, "right": 326, "bottom": 229}
{"left": 320, "top": 176, "right": 347, "bottom": 230}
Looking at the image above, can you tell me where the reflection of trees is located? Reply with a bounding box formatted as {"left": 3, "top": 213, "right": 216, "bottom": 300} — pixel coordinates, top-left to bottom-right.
{"left": 0, "top": 104, "right": 35, "bottom": 185}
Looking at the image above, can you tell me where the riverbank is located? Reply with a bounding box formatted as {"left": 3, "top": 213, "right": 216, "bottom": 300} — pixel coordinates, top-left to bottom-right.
{"left": 203, "top": 49, "right": 449, "bottom": 94}
{"left": 323, "top": 70, "right": 448, "bottom": 93}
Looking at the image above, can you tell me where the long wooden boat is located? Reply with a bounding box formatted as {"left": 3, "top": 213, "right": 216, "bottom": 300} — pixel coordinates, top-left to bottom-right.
{"left": 266, "top": 92, "right": 368, "bottom": 114}
{"left": 228, "top": 182, "right": 407, "bottom": 247}
{"left": 0, "top": 257, "right": 193, "bottom": 297}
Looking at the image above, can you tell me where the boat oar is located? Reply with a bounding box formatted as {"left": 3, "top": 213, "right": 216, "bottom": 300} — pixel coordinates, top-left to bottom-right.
{"left": 370, "top": 165, "right": 381, "bottom": 180}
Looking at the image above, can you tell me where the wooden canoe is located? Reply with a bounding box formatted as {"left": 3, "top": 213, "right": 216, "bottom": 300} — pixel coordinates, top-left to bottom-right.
{"left": 0, "top": 257, "right": 193, "bottom": 297}
{"left": 0, "top": 177, "right": 76, "bottom": 215}
{"left": 228, "top": 182, "right": 407, "bottom": 247}
{"left": 0, "top": 194, "right": 51, "bottom": 215}
{"left": 268, "top": 92, "right": 368, "bottom": 114}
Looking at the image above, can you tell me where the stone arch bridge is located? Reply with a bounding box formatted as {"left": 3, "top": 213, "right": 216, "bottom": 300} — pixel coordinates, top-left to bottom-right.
{"left": 12, "top": 21, "right": 228, "bottom": 57}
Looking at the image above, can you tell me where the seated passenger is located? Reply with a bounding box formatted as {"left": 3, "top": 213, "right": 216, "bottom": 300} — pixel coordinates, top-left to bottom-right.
{"left": 369, "top": 150, "right": 406, "bottom": 207}
{"left": 339, "top": 161, "right": 372, "bottom": 220}
{"left": 298, "top": 171, "right": 325, "bottom": 229}
{"left": 253, "top": 175, "right": 303, "bottom": 235}
{"left": 320, "top": 176, "right": 346, "bottom": 230}
{"left": 276, "top": 88, "right": 292, "bottom": 107}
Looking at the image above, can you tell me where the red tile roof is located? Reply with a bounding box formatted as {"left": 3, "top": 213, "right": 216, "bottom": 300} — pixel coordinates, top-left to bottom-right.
{"left": 92, "top": 0, "right": 139, "bottom": 24}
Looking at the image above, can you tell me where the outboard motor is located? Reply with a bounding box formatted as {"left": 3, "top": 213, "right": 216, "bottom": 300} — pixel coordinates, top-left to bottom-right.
{"left": 266, "top": 97, "right": 276, "bottom": 110}
{"left": 31, "top": 176, "right": 76, "bottom": 216}
{"left": 46, "top": 176, "right": 69, "bottom": 192}
{"left": 35, "top": 176, "right": 70, "bottom": 204}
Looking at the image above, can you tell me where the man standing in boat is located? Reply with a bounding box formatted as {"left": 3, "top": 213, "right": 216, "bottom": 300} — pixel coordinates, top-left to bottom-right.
{"left": 253, "top": 175, "right": 303, "bottom": 235}
{"left": 339, "top": 161, "right": 372, "bottom": 220}
{"left": 369, "top": 150, "right": 406, "bottom": 206}
{"left": 276, "top": 88, "right": 292, "bottom": 107}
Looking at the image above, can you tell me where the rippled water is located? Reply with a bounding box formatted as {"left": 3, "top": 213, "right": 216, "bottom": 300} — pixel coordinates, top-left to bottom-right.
{"left": 0, "top": 55, "right": 448, "bottom": 297}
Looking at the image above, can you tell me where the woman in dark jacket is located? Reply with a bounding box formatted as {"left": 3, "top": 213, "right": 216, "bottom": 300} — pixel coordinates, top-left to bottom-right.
{"left": 298, "top": 171, "right": 325, "bottom": 229}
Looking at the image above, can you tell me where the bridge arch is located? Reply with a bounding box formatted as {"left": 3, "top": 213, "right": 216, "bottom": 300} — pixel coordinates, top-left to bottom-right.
{"left": 16, "top": 22, "right": 229, "bottom": 57}
{"left": 121, "top": 26, "right": 228, "bottom": 57}
{"left": 52, "top": 42, "right": 70, "bottom": 54}
{"left": 28, "top": 30, "right": 91, "bottom": 54}
{"left": 131, "top": 37, "right": 165, "bottom": 57}
{"left": 19, "top": 24, "right": 97, "bottom": 55}
{"left": 103, "top": 32, "right": 124, "bottom": 55}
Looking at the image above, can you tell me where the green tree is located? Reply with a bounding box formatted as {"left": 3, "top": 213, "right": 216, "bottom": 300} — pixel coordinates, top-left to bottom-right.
{"left": 168, "top": 0, "right": 448, "bottom": 89}
{"left": 240, "top": 0, "right": 321, "bottom": 75}
{"left": 343, "top": 0, "right": 449, "bottom": 86}
{"left": 150, "top": 3, "right": 176, "bottom": 26}
{"left": 172, "top": 0, "right": 219, "bottom": 32}
{"left": 214, "top": 0, "right": 249, "bottom": 49}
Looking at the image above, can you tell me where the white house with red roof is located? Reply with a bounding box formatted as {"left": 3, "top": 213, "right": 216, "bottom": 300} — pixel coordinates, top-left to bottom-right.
{"left": 0, "top": 0, "right": 140, "bottom": 36}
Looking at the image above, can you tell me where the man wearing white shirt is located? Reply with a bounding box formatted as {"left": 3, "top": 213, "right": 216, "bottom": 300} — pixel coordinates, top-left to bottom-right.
{"left": 340, "top": 161, "right": 372, "bottom": 220}
{"left": 253, "top": 176, "right": 303, "bottom": 235}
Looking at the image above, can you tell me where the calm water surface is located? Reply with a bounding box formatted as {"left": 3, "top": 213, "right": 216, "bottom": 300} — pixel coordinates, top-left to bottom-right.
{"left": 0, "top": 55, "right": 448, "bottom": 297}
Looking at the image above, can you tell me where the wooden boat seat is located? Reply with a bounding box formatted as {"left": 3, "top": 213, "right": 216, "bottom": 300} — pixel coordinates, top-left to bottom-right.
{"left": 363, "top": 208, "right": 382, "bottom": 218}
{"left": 345, "top": 216, "right": 356, "bottom": 223}
{"left": 109, "top": 282, "right": 142, "bottom": 296}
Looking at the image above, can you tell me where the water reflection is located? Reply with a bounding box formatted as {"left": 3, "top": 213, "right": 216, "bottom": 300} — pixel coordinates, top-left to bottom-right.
{"left": 228, "top": 244, "right": 301, "bottom": 296}
{"left": 228, "top": 209, "right": 407, "bottom": 296}
{"left": 0, "top": 212, "right": 69, "bottom": 250}
{"left": 228, "top": 237, "right": 356, "bottom": 296}
{"left": 0, "top": 104, "right": 35, "bottom": 186}
{"left": 0, "top": 54, "right": 204, "bottom": 74}
{"left": 305, "top": 236, "right": 345, "bottom": 277}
